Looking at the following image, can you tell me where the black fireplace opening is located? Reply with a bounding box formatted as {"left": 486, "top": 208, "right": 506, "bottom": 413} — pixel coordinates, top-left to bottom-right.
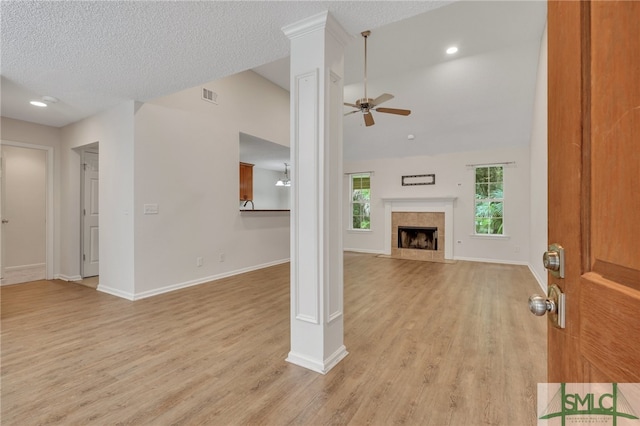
{"left": 398, "top": 226, "right": 438, "bottom": 250}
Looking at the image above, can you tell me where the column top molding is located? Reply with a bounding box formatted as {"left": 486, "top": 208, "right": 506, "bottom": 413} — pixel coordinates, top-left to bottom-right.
{"left": 282, "top": 10, "right": 352, "bottom": 47}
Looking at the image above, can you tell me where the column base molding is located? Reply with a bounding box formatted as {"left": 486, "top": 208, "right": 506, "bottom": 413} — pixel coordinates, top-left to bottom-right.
{"left": 286, "top": 345, "right": 348, "bottom": 375}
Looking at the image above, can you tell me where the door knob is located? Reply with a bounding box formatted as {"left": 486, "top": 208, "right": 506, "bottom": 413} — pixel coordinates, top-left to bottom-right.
{"left": 528, "top": 284, "right": 565, "bottom": 328}
{"left": 543, "top": 243, "right": 565, "bottom": 278}
{"left": 1, "top": 219, "right": 8, "bottom": 224}
{"left": 528, "top": 294, "right": 556, "bottom": 316}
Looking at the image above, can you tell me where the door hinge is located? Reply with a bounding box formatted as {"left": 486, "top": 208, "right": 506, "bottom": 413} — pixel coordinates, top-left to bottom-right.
{"left": 83, "top": 209, "right": 86, "bottom": 216}
{"left": 83, "top": 163, "right": 87, "bottom": 171}
{"left": 83, "top": 254, "right": 86, "bottom": 261}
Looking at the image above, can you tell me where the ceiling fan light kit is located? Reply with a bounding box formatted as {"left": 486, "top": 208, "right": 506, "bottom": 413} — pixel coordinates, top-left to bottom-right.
{"left": 345, "top": 30, "right": 412, "bottom": 127}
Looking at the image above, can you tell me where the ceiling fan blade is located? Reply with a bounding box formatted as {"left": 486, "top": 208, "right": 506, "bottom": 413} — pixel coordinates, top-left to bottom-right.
{"left": 344, "top": 110, "right": 360, "bottom": 116}
{"left": 363, "top": 112, "right": 375, "bottom": 127}
{"left": 372, "top": 93, "right": 394, "bottom": 106}
{"left": 375, "top": 107, "right": 412, "bottom": 116}
{"left": 344, "top": 102, "right": 359, "bottom": 108}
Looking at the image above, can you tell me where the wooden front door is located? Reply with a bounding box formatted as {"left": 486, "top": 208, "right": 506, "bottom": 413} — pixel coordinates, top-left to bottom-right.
{"left": 548, "top": 0, "right": 640, "bottom": 382}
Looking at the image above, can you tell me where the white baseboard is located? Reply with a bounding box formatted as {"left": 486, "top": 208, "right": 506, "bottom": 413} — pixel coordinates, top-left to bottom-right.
{"left": 1, "top": 263, "right": 46, "bottom": 285}
{"left": 453, "top": 256, "right": 529, "bottom": 266}
{"left": 5, "top": 262, "right": 46, "bottom": 272}
{"left": 527, "top": 263, "right": 547, "bottom": 293}
{"left": 452, "top": 257, "right": 546, "bottom": 292}
{"left": 97, "top": 285, "right": 135, "bottom": 301}
{"left": 130, "top": 258, "right": 290, "bottom": 301}
{"left": 55, "top": 274, "right": 83, "bottom": 282}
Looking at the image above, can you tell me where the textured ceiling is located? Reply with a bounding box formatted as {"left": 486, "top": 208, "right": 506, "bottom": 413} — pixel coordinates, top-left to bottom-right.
{"left": 1, "top": 1, "right": 547, "bottom": 162}
{"left": 0, "top": 0, "right": 453, "bottom": 128}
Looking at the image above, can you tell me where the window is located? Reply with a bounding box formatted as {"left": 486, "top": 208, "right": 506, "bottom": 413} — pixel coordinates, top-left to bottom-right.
{"left": 351, "top": 173, "right": 371, "bottom": 230}
{"left": 474, "top": 166, "right": 504, "bottom": 235}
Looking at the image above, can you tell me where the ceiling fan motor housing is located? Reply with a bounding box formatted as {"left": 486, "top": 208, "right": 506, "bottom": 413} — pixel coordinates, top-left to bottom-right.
{"left": 356, "top": 98, "right": 375, "bottom": 111}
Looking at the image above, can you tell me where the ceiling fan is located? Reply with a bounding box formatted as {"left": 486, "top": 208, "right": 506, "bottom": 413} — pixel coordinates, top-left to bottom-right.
{"left": 344, "top": 30, "right": 411, "bottom": 127}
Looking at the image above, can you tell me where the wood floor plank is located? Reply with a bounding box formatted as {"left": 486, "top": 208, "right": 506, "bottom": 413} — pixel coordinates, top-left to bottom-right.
{"left": 1, "top": 254, "right": 546, "bottom": 425}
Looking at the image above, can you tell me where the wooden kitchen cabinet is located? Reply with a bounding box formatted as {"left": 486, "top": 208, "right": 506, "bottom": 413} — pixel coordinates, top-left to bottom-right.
{"left": 239, "top": 162, "right": 253, "bottom": 201}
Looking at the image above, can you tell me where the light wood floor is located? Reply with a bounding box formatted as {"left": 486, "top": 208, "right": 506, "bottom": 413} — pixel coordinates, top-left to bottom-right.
{"left": 73, "top": 275, "right": 99, "bottom": 289}
{"left": 1, "top": 253, "right": 546, "bottom": 425}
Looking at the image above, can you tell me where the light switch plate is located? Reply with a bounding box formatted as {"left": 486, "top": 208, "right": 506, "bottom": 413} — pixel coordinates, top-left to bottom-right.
{"left": 144, "top": 203, "right": 159, "bottom": 215}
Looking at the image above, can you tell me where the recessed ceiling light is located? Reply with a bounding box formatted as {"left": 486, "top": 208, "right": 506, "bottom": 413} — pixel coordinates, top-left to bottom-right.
{"left": 30, "top": 100, "right": 48, "bottom": 107}
{"left": 446, "top": 46, "right": 459, "bottom": 55}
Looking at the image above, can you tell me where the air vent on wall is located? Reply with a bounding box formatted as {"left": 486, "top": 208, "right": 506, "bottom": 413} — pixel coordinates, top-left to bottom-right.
{"left": 202, "top": 87, "right": 218, "bottom": 104}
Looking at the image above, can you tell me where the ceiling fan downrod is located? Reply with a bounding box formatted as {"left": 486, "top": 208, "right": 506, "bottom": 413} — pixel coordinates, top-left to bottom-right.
{"left": 362, "top": 30, "right": 370, "bottom": 105}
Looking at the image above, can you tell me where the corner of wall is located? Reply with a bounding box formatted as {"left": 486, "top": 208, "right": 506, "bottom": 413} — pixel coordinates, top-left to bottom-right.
{"left": 528, "top": 263, "right": 547, "bottom": 293}
{"left": 528, "top": 22, "right": 549, "bottom": 292}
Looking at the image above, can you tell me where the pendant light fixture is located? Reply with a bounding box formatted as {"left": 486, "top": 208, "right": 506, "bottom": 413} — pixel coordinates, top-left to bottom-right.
{"left": 275, "top": 163, "right": 291, "bottom": 187}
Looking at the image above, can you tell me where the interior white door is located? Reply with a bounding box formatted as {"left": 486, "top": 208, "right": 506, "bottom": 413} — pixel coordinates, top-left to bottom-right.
{"left": 82, "top": 151, "right": 99, "bottom": 278}
{"left": 0, "top": 145, "right": 47, "bottom": 285}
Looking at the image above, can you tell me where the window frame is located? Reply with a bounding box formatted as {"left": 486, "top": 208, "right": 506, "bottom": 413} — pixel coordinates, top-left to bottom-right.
{"left": 349, "top": 173, "right": 371, "bottom": 231}
{"left": 473, "top": 165, "right": 505, "bottom": 236}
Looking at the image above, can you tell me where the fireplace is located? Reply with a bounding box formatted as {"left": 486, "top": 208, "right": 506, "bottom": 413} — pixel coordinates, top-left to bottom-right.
{"left": 383, "top": 197, "right": 456, "bottom": 261}
{"left": 398, "top": 226, "right": 438, "bottom": 250}
{"left": 391, "top": 211, "right": 446, "bottom": 262}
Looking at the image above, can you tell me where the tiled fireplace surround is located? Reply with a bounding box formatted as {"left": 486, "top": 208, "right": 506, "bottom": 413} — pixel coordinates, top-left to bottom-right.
{"left": 382, "top": 197, "right": 456, "bottom": 261}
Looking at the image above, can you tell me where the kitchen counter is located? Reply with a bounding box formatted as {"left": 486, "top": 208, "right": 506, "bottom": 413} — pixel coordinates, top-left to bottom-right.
{"left": 239, "top": 209, "right": 290, "bottom": 212}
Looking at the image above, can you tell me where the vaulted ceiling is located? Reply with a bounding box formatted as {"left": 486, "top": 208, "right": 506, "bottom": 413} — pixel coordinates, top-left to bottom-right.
{"left": 1, "top": 1, "right": 546, "bottom": 161}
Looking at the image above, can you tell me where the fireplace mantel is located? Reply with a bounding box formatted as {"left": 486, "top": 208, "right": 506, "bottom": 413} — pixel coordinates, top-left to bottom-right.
{"left": 381, "top": 197, "right": 457, "bottom": 203}
{"left": 382, "top": 197, "right": 457, "bottom": 260}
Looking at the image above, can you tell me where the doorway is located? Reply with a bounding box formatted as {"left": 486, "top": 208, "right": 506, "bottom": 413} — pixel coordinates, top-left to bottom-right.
{"left": 81, "top": 147, "right": 99, "bottom": 279}
{"left": 0, "top": 141, "right": 53, "bottom": 285}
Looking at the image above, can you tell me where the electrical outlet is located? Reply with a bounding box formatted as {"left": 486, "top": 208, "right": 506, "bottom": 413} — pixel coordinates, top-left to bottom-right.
{"left": 514, "top": 246, "right": 521, "bottom": 253}
{"left": 219, "top": 253, "right": 225, "bottom": 262}
{"left": 196, "top": 257, "right": 203, "bottom": 267}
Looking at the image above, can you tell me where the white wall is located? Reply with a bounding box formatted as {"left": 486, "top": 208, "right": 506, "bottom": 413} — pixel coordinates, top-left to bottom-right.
{"left": 528, "top": 25, "right": 548, "bottom": 291}
{"left": 1, "top": 145, "right": 46, "bottom": 267}
{"left": 133, "top": 70, "right": 290, "bottom": 297}
{"left": 60, "top": 102, "right": 135, "bottom": 297}
{"left": 2, "top": 71, "right": 289, "bottom": 299}
{"left": 344, "top": 145, "right": 531, "bottom": 264}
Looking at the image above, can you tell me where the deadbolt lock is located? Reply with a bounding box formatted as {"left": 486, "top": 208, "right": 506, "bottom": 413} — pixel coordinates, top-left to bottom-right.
{"left": 543, "top": 243, "right": 565, "bottom": 278}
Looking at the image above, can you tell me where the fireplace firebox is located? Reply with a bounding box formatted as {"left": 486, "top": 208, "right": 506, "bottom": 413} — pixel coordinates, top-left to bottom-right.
{"left": 397, "top": 226, "right": 438, "bottom": 251}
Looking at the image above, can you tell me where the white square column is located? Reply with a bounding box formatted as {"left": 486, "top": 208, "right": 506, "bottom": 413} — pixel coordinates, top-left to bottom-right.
{"left": 283, "top": 12, "right": 351, "bottom": 374}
